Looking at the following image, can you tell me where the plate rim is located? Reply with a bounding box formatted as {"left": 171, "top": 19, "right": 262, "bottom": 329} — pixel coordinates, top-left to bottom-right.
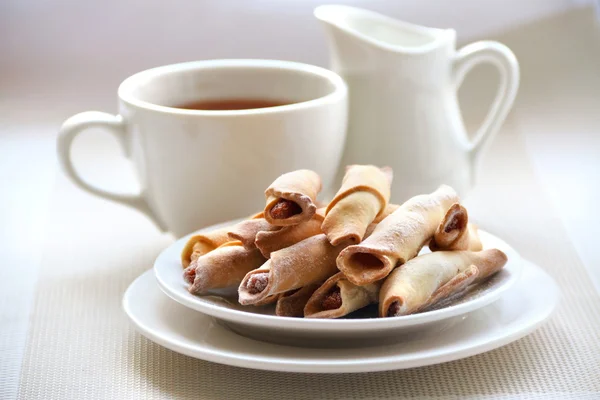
{"left": 125, "top": 260, "right": 559, "bottom": 373}
{"left": 153, "top": 223, "right": 523, "bottom": 331}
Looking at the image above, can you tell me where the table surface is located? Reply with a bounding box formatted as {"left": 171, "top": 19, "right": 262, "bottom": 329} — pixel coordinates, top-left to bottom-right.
{"left": 1, "top": 8, "right": 599, "bottom": 400}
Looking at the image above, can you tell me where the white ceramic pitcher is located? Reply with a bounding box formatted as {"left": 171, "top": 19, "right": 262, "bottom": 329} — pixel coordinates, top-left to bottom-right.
{"left": 315, "top": 5, "right": 519, "bottom": 200}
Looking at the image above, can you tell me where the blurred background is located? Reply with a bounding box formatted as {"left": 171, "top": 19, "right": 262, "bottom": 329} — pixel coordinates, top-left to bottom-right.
{"left": 0, "top": 0, "right": 597, "bottom": 122}
{"left": 1, "top": 1, "right": 600, "bottom": 396}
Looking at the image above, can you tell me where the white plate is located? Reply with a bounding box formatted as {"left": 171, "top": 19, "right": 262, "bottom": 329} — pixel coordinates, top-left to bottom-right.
{"left": 125, "top": 260, "right": 558, "bottom": 373}
{"left": 154, "top": 222, "right": 522, "bottom": 345}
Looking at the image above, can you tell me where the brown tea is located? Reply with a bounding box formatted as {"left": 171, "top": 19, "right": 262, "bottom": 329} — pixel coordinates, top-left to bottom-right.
{"left": 175, "top": 98, "right": 290, "bottom": 111}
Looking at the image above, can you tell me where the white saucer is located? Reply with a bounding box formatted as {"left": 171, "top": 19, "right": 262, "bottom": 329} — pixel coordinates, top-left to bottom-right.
{"left": 124, "top": 259, "right": 558, "bottom": 373}
{"left": 154, "top": 223, "right": 523, "bottom": 344}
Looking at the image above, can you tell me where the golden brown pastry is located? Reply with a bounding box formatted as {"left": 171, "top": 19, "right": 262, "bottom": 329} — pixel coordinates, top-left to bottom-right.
{"left": 238, "top": 234, "right": 347, "bottom": 305}
{"left": 185, "top": 241, "right": 267, "bottom": 294}
{"left": 379, "top": 249, "right": 507, "bottom": 317}
{"left": 181, "top": 211, "right": 264, "bottom": 267}
{"left": 180, "top": 227, "right": 231, "bottom": 268}
{"left": 336, "top": 185, "right": 459, "bottom": 285}
{"left": 264, "top": 169, "right": 322, "bottom": 226}
{"left": 255, "top": 208, "right": 325, "bottom": 258}
{"left": 322, "top": 165, "right": 393, "bottom": 246}
{"left": 275, "top": 284, "right": 321, "bottom": 317}
{"left": 227, "top": 218, "right": 280, "bottom": 249}
{"left": 374, "top": 203, "right": 400, "bottom": 223}
{"left": 429, "top": 203, "right": 482, "bottom": 251}
{"left": 253, "top": 293, "right": 281, "bottom": 306}
{"left": 304, "top": 272, "right": 381, "bottom": 319}
{"left": 254, "top": 203, "right": 399, "bottom": 260}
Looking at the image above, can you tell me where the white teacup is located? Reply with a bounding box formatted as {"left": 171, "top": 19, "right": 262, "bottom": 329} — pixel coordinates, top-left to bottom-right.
{"left": 57, "top": 60, "right": 348, "bottom": 237}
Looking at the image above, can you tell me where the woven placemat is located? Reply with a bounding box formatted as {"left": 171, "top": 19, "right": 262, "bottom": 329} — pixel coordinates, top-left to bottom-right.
{"left": 17, "top": 122, "right": 600, "bottom": 399}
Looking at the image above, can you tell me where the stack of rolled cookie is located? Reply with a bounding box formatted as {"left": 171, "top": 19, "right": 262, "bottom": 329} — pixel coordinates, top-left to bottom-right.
{"left": 182, "top": 166, "right": 507, "bottom": 318}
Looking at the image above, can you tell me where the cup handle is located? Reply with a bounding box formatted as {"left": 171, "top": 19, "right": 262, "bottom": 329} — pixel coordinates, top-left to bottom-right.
{"left": 57, "top": 111, "right": 167, "bottom": 232}
{"left": 453, "top": 41, "right": 520, "bottom": 163}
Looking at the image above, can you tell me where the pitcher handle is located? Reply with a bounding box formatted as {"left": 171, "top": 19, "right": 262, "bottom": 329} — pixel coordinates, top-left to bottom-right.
{"left": 57, "top": 111, "right": 167, "bottom": 232}
{"left": 453, "top": 41, "right": 520, "bottom": 162}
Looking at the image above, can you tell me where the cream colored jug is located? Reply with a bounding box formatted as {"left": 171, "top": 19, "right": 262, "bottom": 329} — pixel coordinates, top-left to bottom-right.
{"left": 315, "top": 5, "right": 519, "bottom": 200}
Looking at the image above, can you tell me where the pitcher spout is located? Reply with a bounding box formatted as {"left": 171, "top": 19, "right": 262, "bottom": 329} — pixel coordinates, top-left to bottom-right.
{"left": 314, "top": 5, "right": 454, "bottom": 54}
